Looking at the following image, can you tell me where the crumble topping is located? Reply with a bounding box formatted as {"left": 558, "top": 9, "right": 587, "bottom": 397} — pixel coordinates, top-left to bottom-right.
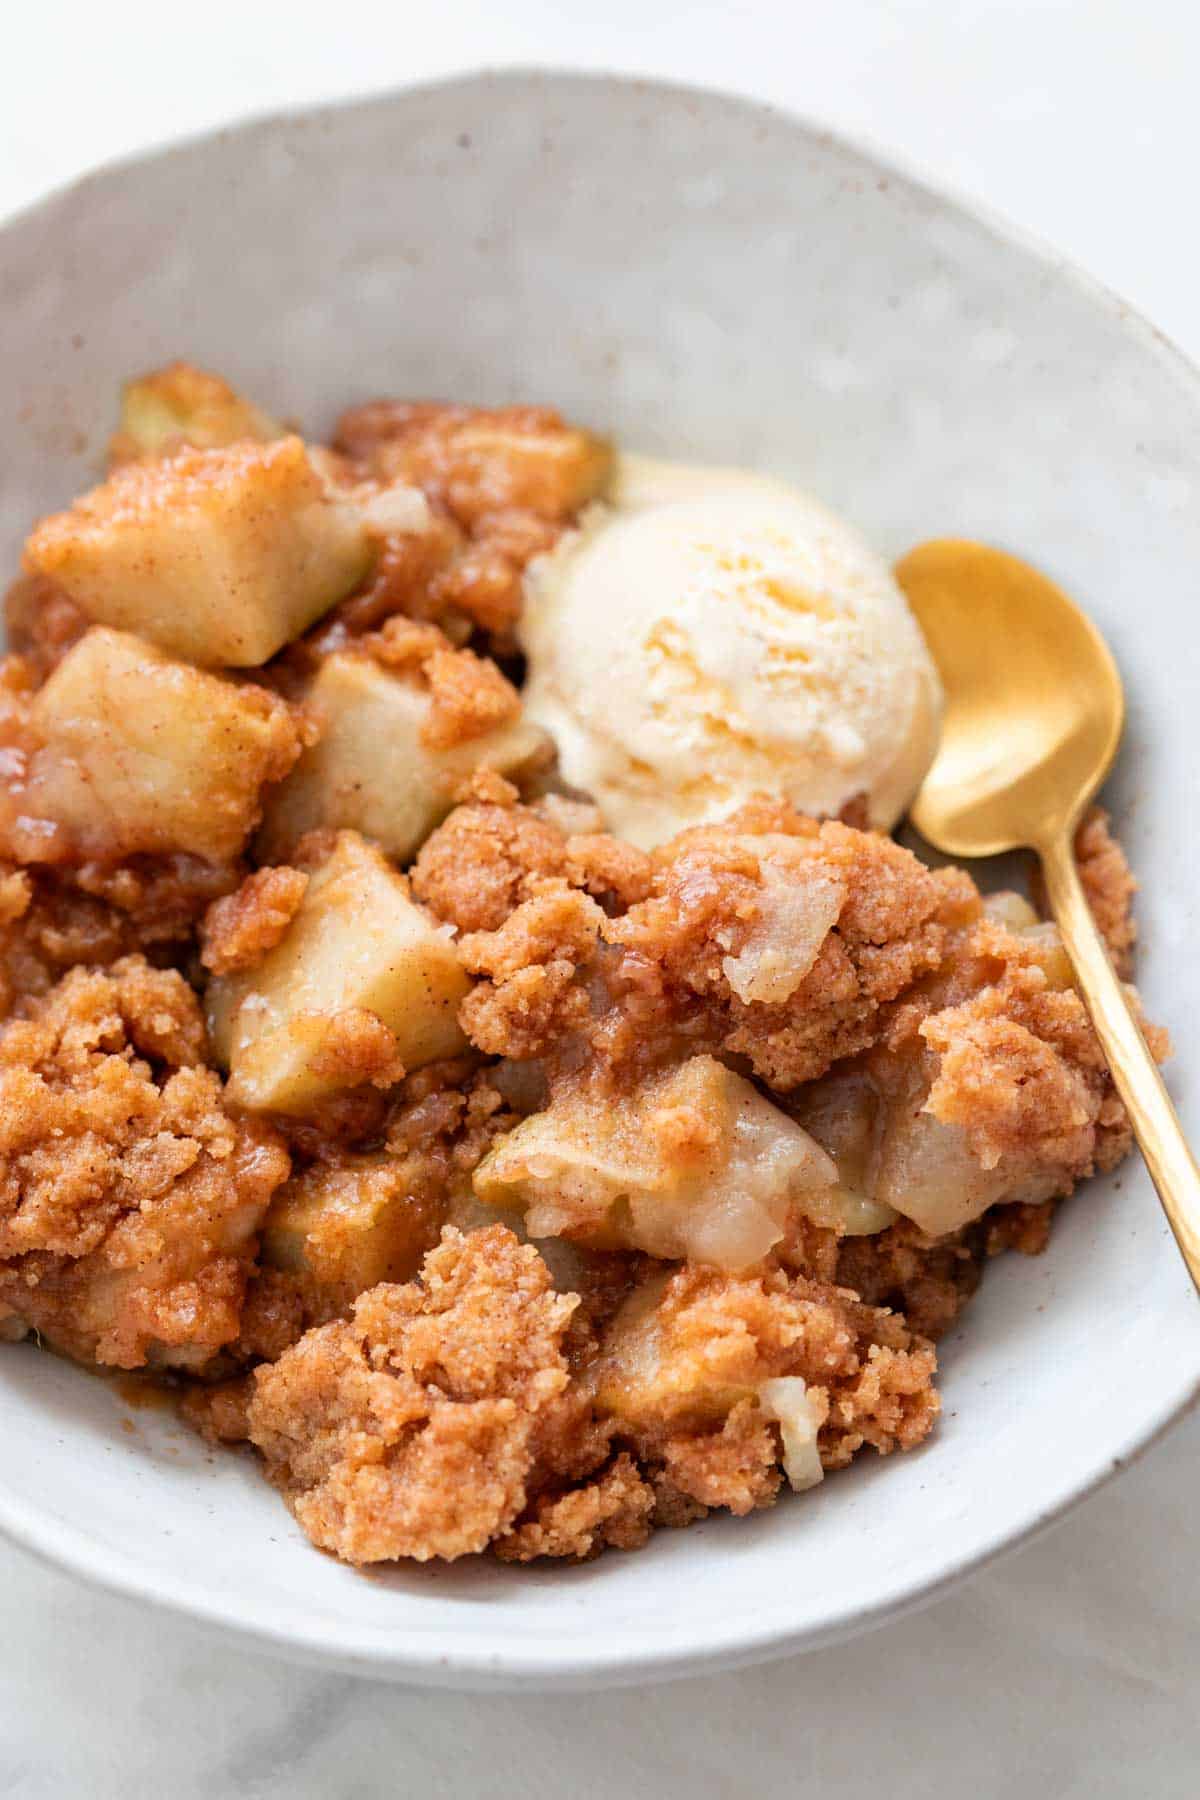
{"left": 0, "top": 369, "right": 1164, "bottom": 1573}
{"left": 200, "top": 866, "right": 310, "bottom": 975}
{"left": 0, "top": 958, "right": 289, "bottom": 1368}
{"left": 246, "top": 1226, "right": 576, "bottom": 1563}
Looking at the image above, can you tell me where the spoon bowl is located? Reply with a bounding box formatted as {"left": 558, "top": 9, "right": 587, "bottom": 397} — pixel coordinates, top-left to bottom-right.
{"left": 897, "top": 538, "right": 1125, "bottom": 856}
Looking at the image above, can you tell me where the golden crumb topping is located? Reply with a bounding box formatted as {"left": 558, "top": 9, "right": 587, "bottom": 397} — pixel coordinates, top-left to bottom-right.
{"left": 495, "top": 1453, "right": 654, "bottom": 1562}
{"left": 247, "top": 1226, "right": 577, "bottom": 1563}
{"left": 1073, "top": 805, "right": 1140, "bottom": 978}
{"left": 606, "top": 812, "right": 964, "bottom": 1089}
{"left": 0, "top": 958, "right": 289, "bottom": 1367}
{"left": 199, "top": 866, "right": 310, "bottom": 975}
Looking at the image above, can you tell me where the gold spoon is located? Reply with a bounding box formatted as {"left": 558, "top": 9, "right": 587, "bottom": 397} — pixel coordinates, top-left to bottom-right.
{"left": 896, "top": 538, "right": 1200, "bottom": 1295}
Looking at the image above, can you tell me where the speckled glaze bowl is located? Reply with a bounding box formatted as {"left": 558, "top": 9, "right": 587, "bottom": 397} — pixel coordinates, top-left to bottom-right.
{"left": 0, "top": 70, "right": 1197, "bottom": 1691}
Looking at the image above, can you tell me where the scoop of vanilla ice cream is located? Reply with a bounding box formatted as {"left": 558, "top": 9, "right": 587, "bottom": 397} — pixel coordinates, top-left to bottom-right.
{"left": 518, "top": 455, "right": 942, "bottom": 848}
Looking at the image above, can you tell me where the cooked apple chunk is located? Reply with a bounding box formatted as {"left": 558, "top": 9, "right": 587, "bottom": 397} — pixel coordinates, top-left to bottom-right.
{"left": 589, "top": 1260, "right": 937, "bottom": 1508}
{"left": 474, "top": 1054, "right": 837, "bottom": 1269}
{"left": 23, "top": 437, "right": 372, "bottom": 666}
{"left": 423, "top": 411, "right": 611, "bottom": 522}
{"left": 789, "top": 898, "right": 1120, "bottom": 1238}
{"left": 261, "top": 1153, "right": 444, "bottom": 1317}
{"left": 4, "top": 626, "right": 301, "bottom": 863}
{"left": 109, "top": 362, "right": 282, "bottom": 466}
{"left": 207, "top": 832, "right": 470, "bottom": 1115}
{"left": 789, "top": 1049, "right": 1047, "bottom": 1242}
{"left": 779, "top": 1067, "right": 900, "bottom": 1239}
{"left": 258, "top": 648, "right": 550, "bottom": 863}
{"left": 590, "top": 1269, "right": 801, "bottom": 1440}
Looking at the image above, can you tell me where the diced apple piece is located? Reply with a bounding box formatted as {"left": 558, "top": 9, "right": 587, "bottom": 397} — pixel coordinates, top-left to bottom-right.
{"left": 871, "top": 1107, "right": 1046, "bottom": 1238}
{"left": 431, "top": 413, "right": 612, "bottom": 521}
{"left": 257, "top": 651, "right": 550, "bottom": 863}
{"left": 474, "top": 1054, "right": 836, "bottom": 1269}
{"left": 792, "top": 1047, "right": 1069, "bottom": 1241}
{"left": 23, "top": 437, "right": 372, "bottom": 667}
{"left": 784, "top": 1068, "right": 899, "bottom": 1238}
{"left": 591, "top": 1270, "right": 760, "bottom": 1430}
{"left": 207, "top": 832, "right": 469, "bottom": 1115}
{"left": 16, "top": 626, "right": 300, "bottom": 862}
{"left": 590, "top": 1271, "right": 683, "bottom": 1423}
{"left": 981, "top": 890, "right": 1040, "bottom": 932}
{"left": 591, "top": 1274, "right": 830, "bottom": 1474}
{"left": 110, "top": 362, "right": 282, "bottom": 465}
{"left": 261, "top": 1153, "right": 442, "bottom": 1313}
{"left": 791, "top": 1060, "right": 997, "bottom": 1239}
{"left": 1016, "top": 921, "right": 1075, "bottom": 991}
{"left": 983, "top": 890, "right": 1074, "bottom": 986}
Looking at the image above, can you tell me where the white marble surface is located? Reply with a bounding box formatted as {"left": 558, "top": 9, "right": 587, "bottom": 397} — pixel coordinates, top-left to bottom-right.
{"left": 3, "top": 2, "right": 1200, "bottom": 1792}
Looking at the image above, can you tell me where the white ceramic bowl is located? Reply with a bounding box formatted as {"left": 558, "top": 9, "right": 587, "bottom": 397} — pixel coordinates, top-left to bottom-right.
{"left": 1, "top": 70, "right": 1198, "bottom": 1692}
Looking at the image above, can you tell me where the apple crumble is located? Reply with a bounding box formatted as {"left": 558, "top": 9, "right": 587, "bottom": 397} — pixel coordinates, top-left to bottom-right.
{"left": 0, "top": 364, "right": 1166, "bottom": 1568}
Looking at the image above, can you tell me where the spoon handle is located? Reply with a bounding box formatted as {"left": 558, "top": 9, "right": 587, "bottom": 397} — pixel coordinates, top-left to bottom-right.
{"left": 1040, "top": 831, "right": 1200, "bottom": 1296}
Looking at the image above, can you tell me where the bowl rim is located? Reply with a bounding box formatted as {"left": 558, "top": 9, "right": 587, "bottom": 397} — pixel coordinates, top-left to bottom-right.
{"left": 2, "top": 63, "right": 1199, "bottom": 1692}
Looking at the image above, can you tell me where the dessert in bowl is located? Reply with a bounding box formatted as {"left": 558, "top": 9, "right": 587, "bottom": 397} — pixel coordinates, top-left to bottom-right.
{"left": 0, "top": 71, "right": 1196, "bottom": 1689}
